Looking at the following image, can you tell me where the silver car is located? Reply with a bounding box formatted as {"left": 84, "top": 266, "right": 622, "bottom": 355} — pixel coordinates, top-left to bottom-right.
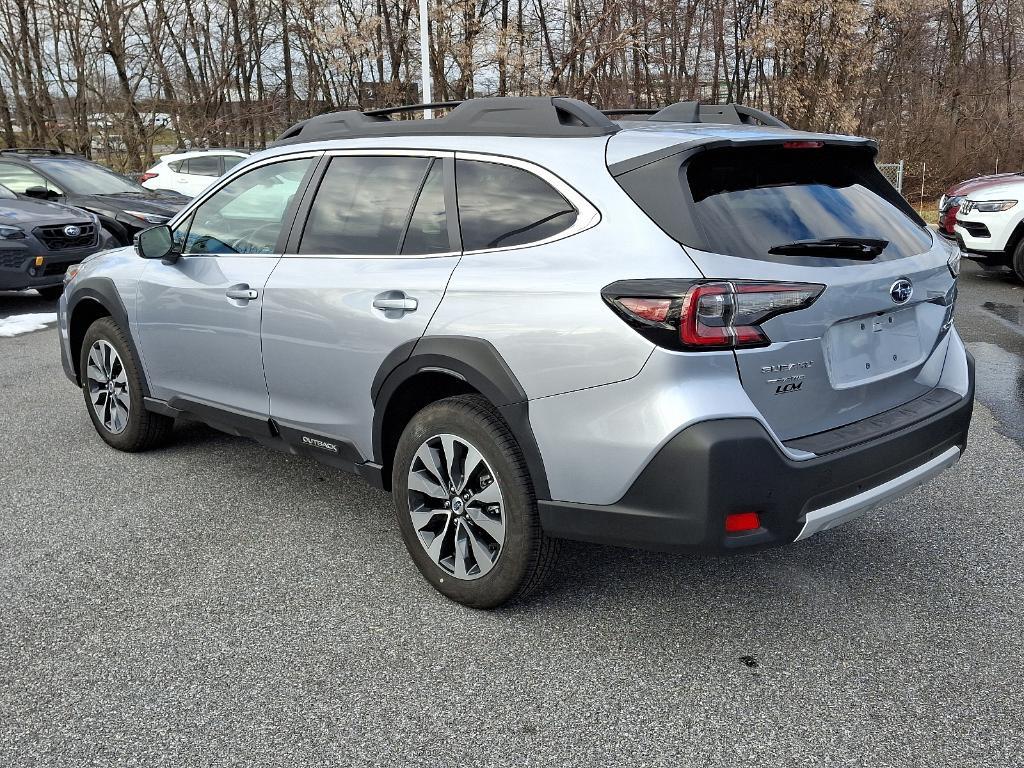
{"left": 58, "top": 98, "right": 974, "bottom": 608}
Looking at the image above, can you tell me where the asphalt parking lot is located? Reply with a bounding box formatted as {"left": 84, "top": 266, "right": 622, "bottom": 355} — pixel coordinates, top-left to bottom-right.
{"left": 1, "top": 260, "right": 1022, "bottom": 766}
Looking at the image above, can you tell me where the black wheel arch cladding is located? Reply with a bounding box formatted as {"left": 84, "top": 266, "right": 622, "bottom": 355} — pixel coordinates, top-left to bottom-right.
{"left": 66, "top": 276, "right": 152, "bottom": 396}
{"left": 372, "top": 335, "right": 551, "bottom": 499}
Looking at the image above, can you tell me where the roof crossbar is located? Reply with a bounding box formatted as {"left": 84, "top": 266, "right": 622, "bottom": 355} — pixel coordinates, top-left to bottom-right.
{"left": 272, "top": 96, "right": 620, "bottom": 145}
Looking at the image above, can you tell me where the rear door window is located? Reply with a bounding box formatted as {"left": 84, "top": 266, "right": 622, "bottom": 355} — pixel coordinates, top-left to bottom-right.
{"left": 685, "top": 145, "right": 932, "bottom": 261}
{"left": 298, "top": 155, "right": 434, "bottom": 255}
{"left": 186, "top": 155, "right": 221, "bottom": 177}
{"left": 455, "top": 160, "right": 577, "bottom": 251}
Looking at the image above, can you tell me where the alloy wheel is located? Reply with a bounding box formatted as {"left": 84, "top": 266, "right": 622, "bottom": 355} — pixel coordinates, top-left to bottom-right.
{"left": 85, "top": 339, "right": 130, "bottom": 434}
{"left": 406, "top": 433, "right": 506, "bottom": 580}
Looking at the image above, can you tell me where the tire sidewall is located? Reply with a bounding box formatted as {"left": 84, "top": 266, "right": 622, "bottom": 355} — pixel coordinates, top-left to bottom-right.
{"left": 79, "top": 317, "right": 148, "bottom": 450}
{"left": 392, "top": 399, "right": 537, "bottom": 608}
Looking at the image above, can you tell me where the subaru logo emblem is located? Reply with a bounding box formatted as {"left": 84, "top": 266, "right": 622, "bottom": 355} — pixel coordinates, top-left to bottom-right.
{"left": 890, "top": 278, "right": 913, "bottom": 304}
{"left": 63, "top": 225, "right": 80, "bottom": 238}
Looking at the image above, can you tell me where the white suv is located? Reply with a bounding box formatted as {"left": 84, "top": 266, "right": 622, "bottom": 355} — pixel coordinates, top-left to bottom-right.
{"left": 953, "top": 173, "right": 1024, "bottom": 280}
{"left": 140, "top": 149, "right": 249, "bottom": 198}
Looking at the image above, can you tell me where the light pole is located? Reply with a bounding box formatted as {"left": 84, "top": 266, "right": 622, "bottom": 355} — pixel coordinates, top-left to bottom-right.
{"left": 419, "top": 0, "right": 432, "bottom": 118}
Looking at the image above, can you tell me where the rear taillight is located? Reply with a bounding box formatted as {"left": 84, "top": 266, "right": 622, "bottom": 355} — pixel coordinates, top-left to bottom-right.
{"left": 139, "top": 172, "right": 158, "bottom": 182}
{"left": 603, "top": 279, "right": 824, "bottom": 351}
{"left": 945, "top": 203, "right": 959, "bottom": 234}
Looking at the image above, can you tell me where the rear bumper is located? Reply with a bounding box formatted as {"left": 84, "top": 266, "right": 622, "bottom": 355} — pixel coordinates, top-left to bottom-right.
{"left": 539, "top": 353, "right": 975, "bottom": 553}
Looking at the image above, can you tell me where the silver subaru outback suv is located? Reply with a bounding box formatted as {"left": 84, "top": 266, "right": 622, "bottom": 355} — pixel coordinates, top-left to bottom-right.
{"left": 59, "top": 97, "right": 974, "bottom": 608}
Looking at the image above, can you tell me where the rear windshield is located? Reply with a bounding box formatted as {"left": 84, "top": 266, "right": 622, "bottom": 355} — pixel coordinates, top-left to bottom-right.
{"left": 685, "top": 146, "right": 931, "bottom": 261}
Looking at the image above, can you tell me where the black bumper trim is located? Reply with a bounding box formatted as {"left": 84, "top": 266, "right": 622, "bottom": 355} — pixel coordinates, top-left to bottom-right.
{"left": 539, "top": 355, "right": 974, "bottom": 554}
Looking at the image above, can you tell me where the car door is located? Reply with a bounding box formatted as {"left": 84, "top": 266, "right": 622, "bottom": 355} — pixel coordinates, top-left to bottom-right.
{"left": 261, "top": 151, "right": 461, "bottom": 461}
{"left": 135, "top": 153, "right": 319, "bottom": 418}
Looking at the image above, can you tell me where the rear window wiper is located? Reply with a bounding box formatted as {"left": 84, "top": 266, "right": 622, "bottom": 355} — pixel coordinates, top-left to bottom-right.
{"left": 768, "top": 237, "right": 888, "bottom": 259}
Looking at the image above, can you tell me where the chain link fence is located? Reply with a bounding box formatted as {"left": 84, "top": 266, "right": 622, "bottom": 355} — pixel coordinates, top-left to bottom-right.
{"left": 876, "top": 161, "right": 904, "bottom": 193}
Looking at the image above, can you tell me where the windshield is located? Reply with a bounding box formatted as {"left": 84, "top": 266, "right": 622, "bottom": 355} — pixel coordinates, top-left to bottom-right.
{"left": 0, "top": 184, "right": 15, "bottom": 200}
{"left": 32, "top": 158, "right": 145, "bottom": 195}
{"left": 686, "top": 145, "right": 932, "bottom": 262}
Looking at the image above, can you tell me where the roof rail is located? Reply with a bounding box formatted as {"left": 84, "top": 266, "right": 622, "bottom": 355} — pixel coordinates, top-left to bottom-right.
{"left": 603, "top": 101, "right": 789, "bottom": 128}
{"left": 272, "top": 97, "right": 620, "bottom": 145}
{"left": 0, "top": 147, "right": 79, "bottom": 156}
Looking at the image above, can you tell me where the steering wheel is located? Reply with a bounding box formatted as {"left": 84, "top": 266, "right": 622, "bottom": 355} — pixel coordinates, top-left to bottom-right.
{"left": 224, "top": 221, "right": 281, "bottom": 254}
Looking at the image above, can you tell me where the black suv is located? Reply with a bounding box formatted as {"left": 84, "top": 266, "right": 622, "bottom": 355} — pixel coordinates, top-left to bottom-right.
{"left": 0, "top": 183, "right": 106, "bottom": 299}
{"left": 0, "top": 150, "right": 187, "bottom": 246}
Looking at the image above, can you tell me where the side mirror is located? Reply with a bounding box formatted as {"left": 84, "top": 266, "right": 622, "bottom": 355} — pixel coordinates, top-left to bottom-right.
{"left": 25, "top": 185, "right": 57, "bottom": 200}
{"left": 135, "top": 225, "right": 179, "bottom": 263}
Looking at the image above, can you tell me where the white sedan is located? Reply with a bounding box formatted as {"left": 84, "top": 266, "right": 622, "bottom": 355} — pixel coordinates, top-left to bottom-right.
{"left": 140, "top": 149, "right": 248, "bottom": 198}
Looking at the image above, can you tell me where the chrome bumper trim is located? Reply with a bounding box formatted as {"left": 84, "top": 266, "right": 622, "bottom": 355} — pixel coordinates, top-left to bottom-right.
{"left": 795, "top": 446, "right": 961, "bottom": 541}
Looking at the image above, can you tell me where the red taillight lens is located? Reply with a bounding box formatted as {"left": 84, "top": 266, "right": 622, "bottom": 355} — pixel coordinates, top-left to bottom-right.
{"left": 618, "top": 297, "right": 672, "bottom": 323}
{"left": 139, "top": 172, "right": 158, "bottom": 182}
{"left": 945, "top": 204, "right": 959, "bottom": 234}
{"left": 725, "top": 511, "right": 761, "bottom": 533}
{"left": 782, "top": 140, "right": 824, "bottom": 149}
{"left": 679, "top": 281, "right": 823, "bottom": 350}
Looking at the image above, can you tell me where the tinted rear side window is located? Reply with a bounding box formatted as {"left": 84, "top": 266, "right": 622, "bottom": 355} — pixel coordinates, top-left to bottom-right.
{"left": 300, "top": 156, "right": 431, "bottom": 255}
{"left": 456, "top": 160, "right": 577, "bottom": 251}
{"left": 401, "top": 161, "right": 449, "bottom": 255}
{"left": 186, "top": 155, "right": 221, "bottom": 176}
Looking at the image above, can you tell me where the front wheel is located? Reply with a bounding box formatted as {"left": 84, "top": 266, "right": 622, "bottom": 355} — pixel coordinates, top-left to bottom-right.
{"left": 79, "top": 316, "right": 174, "bottom": 451}
{"left": 1012, "top": 239, "right": 1024, "bottom": 283}
{"left": 391, "top": 394, "right": 559, "bottom": 608}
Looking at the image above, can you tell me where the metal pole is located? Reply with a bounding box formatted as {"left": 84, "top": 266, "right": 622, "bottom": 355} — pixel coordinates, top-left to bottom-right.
{"left": 419, "top": 0, "right": 432, "bottom": 119}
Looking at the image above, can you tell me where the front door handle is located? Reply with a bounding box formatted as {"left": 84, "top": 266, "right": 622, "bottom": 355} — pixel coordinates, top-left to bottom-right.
{"left": 373, "top": 292, "right": 418, "bottom": 314}
{"left": 226, "top": 287, "right": 258, "bottom": 301}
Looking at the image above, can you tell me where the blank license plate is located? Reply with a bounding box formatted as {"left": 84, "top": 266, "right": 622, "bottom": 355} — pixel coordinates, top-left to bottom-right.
{"left": 826, "top": 308, "right": 922, "bottom": 387}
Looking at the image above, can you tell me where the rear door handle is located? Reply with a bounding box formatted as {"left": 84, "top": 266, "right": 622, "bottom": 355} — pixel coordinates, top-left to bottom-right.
{"left": 226, "top": 287, "right": 258, "bottom": 300}
{"left": 373, "top": 293, "right": 418, "bottom": 313}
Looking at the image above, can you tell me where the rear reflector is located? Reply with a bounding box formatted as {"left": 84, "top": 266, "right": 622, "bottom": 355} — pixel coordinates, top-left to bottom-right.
{"left": 725, "top": 511, "right": 761, "bottom": 533}
{"left": 618, "top": 296, "right": 672, "bottom": 324}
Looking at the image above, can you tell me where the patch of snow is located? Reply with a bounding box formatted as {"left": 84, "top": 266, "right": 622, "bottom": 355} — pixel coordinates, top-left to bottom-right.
{"left": 0, "top": 313, "right": 58, "bottom": 337}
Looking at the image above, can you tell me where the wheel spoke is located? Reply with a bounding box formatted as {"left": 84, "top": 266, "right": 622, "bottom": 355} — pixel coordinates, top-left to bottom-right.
{"left": 458, "top": 443, "right": 485, "bottom": 492}
{"left": 408, "top": 469, "right": 447, "bottom": 501}
{"left": 425, "top": 515, "right": 453, "bottom": 563}
{"left": 411, "top": 505, "right": 447, "bottom": 532}
{"left": 468, "top": 481, "right": 501, "bottom": 507}
{"left": 415, "top": 443, "right": 447, "bottom": 488}
{"left": 467, "top": 507, "right": 504, "bottom": 543}
{"left": 453, "top": 521, "right": 471, "bottom": 578}
{"left": 464, "top": 522, "right": 498, "bottom": 576}
{"left": 439, "top": 434, "right": 459, "bottom": 490}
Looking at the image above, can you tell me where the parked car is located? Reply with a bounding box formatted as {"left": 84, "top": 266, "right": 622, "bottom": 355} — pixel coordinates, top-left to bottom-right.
{"left": 0, "top": 149, "right": 188, "bottom": 246}
{"left": 937, "top": 172, "right": 1022, "bottom": 240}
{"left": 0, "top": 183, "right": 108, "bottom": 300}
{"left": 58, "top": 98, "right": 974, "bottom": 608}
{"left": 953, "top": 172, "right": 1024, "bottom": 280}
{"left": 140, "top": 149, "right": 249, "bottom": 197}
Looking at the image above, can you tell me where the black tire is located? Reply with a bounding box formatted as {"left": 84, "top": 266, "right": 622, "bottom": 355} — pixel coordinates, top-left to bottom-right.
{"left": 391, "top": 394, "right": 559, "bottom": 608}
{"left": 79, "top": 316, "right": 174, "bottom": 451}
{"left": 1012, "top": 239, "right": 1024, "bottom": 283}
{"left": 35, "top": 285, "right": 64, "bottom": 301}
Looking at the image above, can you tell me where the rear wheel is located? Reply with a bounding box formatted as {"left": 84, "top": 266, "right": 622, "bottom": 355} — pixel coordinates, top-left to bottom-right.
{"left": 391, "top": 394, "right": 559, "bottom": 608}
{"left": 1012, "top": 239, "right": 1024, "bottom": 282}
{"left": 79, "top": 317, "right": 173, "bottom": 451}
